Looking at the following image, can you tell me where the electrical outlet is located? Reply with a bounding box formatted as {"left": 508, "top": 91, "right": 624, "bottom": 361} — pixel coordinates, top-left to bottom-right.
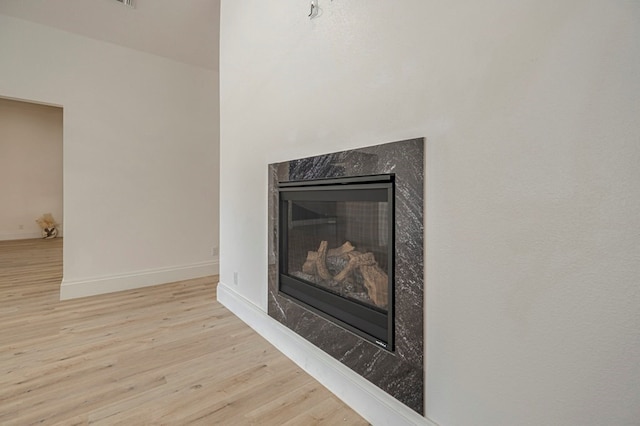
{"left": 211, "top": 246, "right": 219, "bottom": 256}
{"left": 233, "top": 272, "right": 239, "bottom": 286}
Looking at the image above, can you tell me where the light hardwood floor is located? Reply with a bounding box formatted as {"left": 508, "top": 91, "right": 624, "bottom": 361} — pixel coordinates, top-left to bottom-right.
{"left": 0, "top": 238, "right": 368, "bottom": 425}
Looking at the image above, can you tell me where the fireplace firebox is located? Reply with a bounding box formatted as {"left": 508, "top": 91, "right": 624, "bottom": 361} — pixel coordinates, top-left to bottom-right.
{"left": 278, "top": 174, "right": 394, "bottom": 350}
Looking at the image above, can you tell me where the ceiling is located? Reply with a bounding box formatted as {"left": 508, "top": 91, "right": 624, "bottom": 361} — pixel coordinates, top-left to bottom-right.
{"left": 0, "top": 0, "right": 220, "bottom": 70}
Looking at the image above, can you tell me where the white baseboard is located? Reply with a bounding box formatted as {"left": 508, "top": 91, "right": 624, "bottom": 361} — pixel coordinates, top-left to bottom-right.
{"left": 216, "top": 281, "right": 436, "bottom": 426}
{"left": 60, "top": 259, "right": 219, "bottom": 300}
{"left": 0, "top": 231, "right": 43, "bottom": 241}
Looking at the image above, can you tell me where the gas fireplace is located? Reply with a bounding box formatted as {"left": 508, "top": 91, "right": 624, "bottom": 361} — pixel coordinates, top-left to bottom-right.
{"left": 278, "top": 174, "right": 394, "bottom": 349}
{"left": 267, "top": 138, "right": 424, "bottom": 414}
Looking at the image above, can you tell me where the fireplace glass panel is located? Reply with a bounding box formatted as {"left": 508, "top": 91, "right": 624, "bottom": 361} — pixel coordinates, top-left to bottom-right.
{"left": 278, "top": 176, "right": 394, "bottom": 349}
{"left": 286, "top": 199, "right": 390, "bottom": 311}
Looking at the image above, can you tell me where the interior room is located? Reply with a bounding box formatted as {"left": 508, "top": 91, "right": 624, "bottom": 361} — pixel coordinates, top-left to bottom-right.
{"left": 0, "top": 98, "right": 63, "bottom": 242}
{"left": 1, "top": 1, "right": 639, "bottom": 425}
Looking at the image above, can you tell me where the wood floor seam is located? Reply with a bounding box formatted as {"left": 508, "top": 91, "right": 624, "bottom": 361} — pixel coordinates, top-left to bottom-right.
{"left": 0, "top": 238, "right": 368, "bottom": 425}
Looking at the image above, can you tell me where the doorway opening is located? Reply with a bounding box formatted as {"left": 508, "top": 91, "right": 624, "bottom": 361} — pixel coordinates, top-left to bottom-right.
{"left": 0, "top": 96, "right": 64, "bottom": 294}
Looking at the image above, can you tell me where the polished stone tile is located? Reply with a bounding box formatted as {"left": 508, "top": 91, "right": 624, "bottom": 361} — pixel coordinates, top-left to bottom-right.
{"left": 268, "top": 138, "right": 424, "bottom": 414}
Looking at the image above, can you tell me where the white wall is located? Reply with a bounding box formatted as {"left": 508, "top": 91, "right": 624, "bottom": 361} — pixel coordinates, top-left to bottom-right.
{"left": 0, "top": 14, "right": 220, "bottom": 298}
{"left": 219, "top": 1, "right": 640, "bottom": 425}
{"left": 0, "top": 98, "right": 63, "bottom": 240}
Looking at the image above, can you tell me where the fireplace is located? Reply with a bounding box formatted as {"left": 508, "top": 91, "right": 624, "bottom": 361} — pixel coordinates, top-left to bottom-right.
{"left": 278, "top": 174, "right": 394, "bottom": 350}
{"left": 268, "top": 138, "right": 424, "bottom": 414}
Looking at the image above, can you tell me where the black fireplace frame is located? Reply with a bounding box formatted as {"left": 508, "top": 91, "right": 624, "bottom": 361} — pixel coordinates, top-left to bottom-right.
{"left": 278, "top": 174, "right": 395, "bottom": 350}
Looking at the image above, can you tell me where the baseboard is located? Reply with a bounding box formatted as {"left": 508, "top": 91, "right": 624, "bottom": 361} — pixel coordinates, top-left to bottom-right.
{"left": 60, "top": 259, "right": 219, "bottom": 300}
{"left": 0, "top": 231, "right": 43, "bottom": 241}
{"left": 216, "top": 281, "right": 436, "bottom": 426}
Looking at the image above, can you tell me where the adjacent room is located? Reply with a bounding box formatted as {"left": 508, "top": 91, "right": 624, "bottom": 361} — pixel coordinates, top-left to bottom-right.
{"left": 0, "top": 97, "right": 63, "bottom": 243}
{"left": 1, "top": 1, "right": 639, "bottom": 425}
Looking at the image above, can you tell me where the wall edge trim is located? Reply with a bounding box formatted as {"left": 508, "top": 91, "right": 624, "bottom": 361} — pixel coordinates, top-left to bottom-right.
{"left": 60, "top": 259, "right": 219, "bottom": 300}
{"left": 0, "top": 232, "right": 46, "bottom": 241}
{"left": 216, "top": 281, "right": 436, "bottom": 426}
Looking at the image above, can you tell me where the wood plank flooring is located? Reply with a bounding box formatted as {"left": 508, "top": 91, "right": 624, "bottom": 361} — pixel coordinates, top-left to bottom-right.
{"left": 0, "top": 238, "right": 368, "bottom": 425}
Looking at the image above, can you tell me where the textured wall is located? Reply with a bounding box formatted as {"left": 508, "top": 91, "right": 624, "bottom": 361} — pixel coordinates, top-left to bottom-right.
{"left": 0, "top": 14, "right": 219, "bottom": 296}
{"left": 220, "top": 1, "right": 640, "bottom": 424}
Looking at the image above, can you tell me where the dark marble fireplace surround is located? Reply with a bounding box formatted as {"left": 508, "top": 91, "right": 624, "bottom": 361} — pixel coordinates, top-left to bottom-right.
{"left": 268, "top": 138, "right": 424, "bottom": 414}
